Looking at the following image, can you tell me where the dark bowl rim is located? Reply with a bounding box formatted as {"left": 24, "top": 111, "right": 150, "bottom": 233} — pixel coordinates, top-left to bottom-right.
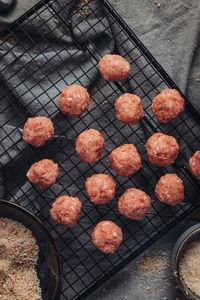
{"left": 0, "top": 199, "right": 63, "bottom": 300}
{"left": 172, "top": 224, "right": 200, "bottom": 300}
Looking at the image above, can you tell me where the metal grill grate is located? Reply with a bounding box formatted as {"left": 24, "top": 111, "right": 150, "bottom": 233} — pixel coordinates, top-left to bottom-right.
{"left": 0, "top": 0, "right": 200, "bottom": 299}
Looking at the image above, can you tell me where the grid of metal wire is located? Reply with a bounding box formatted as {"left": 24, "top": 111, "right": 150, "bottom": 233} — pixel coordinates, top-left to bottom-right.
{"left": 0, "top": 0, "right": 200, "bottom": 299}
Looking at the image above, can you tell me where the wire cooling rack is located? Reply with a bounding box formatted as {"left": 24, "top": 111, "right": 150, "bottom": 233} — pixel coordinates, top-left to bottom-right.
{"left": 0, "top": 0, "right": 200, "bottom": 299}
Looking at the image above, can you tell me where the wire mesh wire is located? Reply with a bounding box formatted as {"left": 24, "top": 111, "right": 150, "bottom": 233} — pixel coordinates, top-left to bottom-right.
{"left": 0, "top": 0, "right": 200, "bottom": 299}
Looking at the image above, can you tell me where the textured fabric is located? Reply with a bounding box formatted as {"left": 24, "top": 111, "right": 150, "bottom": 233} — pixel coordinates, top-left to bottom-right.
{"left": 0, "top": 0, "right": 15, "bottom": 13}
{"left": 111, "top": 0, "right": 200, "bottom": 110}
{"left": 0, "top": 0, "right": 39, "bottom": 24}
{"left": 0, "top": 0, "right": 114, "bottom": 201}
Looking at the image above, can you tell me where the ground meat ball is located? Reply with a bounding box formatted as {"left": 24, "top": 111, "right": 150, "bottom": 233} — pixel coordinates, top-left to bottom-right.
{"left": 92, "top": 221, "right": 123, "bottom": 253}
{"left": 99, "top": 54, "right": 130, "bottom": 82}
{"left": 23, "top": 116, "right": 54, "bottom": 147}
{"left": 58, "top": 84, "right": 90, "bottom": 117}
{"left": 146, "top": 132, "right": 179, "bottom": 166}
{"left": 115, "top": 93, "right": 144, "bottom": 125}
{"left": 189, "top": 151, "right": 200, "bottom": 179}
{"left": 76, "top": 129, "right": 105, "bottom": 163}
{"left": 27, "top": 159, "right": 59, "bottom": 189}
{"left": 118, "top": 188, "right": 151, "bottom": 220}
{"left": 50, "top": 195, "right": 82, "bottom": 227}
{"left": 110, "top": 144, "right": 141, "bottom": 177}
{"left": 85, "top": 174, "right": 116, "bottom": 204}
{"left": 155, "top": 173, "right": 184, "bottom": 206}
{"left": 151, "top": 89, "right": 185, "bottom": 123}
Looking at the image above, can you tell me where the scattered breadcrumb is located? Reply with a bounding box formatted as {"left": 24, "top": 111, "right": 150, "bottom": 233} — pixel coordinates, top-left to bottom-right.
{"left": 152, "top": 0, "right": 161, "bottom": 8}
{"left": 78, "top": 9, "right": 90, "bottom": 18}
{"left": 54, "top": 18, "right": 60, "bottom": 25}
{"left": 90, "top": 86, "right": 97, "bottom": 96}
{"left": 84, "top": 11, "right": 89, "bottom": 17}
{"left": 132, "top": 250, "right": 172, "bottom": 294}
{"left": 0, "top": 26, "right": 17, "bottom": 45}
{"left": 0, "top": 218, "right": 41, "bottom": 300}
{"left": 78, "top": 0, "right": 90, "bottom": 9}
{"left": 49, "top": 0, "right": 56, "bottom": 12}
{"left": 136, "top": 251, "right": 169, "bottom": 276}
{"left": 77, "top": 0, "right": 93, "bottom": 18}
{"left": 179, "top": 237, "right": 200, "bottom": 297}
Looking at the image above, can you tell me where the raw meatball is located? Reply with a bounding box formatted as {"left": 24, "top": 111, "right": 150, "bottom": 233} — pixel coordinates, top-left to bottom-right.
{"left": 92, "top": 221, "right": 123, "bottom": 253}
{"left": 59, "top": 84, "right": 90, "bottom": 117}
{"left": 155, "top": 173, "right": 184, "bottom": 206}
{"left": 99, "top": 54, "right": 130, "bottom": 81}
{"left": 27, "top": 159, "right": 59, "bottom": 189}
{"left": 152, "top": 89, "right": 185, "bottom": 123}
{"left": 85, "top": 174, "right": 116, "bottom": 204}
{"left": 110, "top": 144, "right": 141, "bottom": 177}
{"left": 23, "top": 116, "right": 54, "bottom": 147}
{"left": 118, "top": 188, "right": 151, "bottom": 220}
{"left": 50, "top": 195, "right": 82, "bottom": 227}
{"left": 146, "top": 132, "right": 179, "bottom": 166}
{"left": 189, "top": 151, "right": 200, "bottom": 179}
{"left": 115, "top": 93, "right": 144, "bottom": 125}
{"left": 76, "top": 129, "right": 105, "bottom": 163}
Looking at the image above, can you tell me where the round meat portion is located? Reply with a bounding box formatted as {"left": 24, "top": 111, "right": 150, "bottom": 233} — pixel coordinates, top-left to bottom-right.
{"left": 146, "top": 132, "right": 179, "bottom": 167}
{"left": 189, "top": 151, "right": 200, "bottom": 179}
{"left": 85, "top": 174, "right": 116, "bottom": 204}
{"left": 151, "top": 89, "right": 185, "bottom": 123}
{"left": 27, "top": 159, "right": 59, "bottom": 189}
{"left": 155, "top": 173, "right": 184, "bottom": 206}
{"left": 99, "top": 54, "right": 130, "bottom": 82}
{"left": 76, "top": 129, "right": 105, "bottom": 163}
{"left": 110, "top": 144, "right": 141, "bottom": 177}
{"left": 115, "top": 93, "right": 144, "bottom": 125}
{"left": 59, "top": 84, "right": 90, "bottom": 117}
{"left": 92, "top": 221, "right": 123, "bottom": 253}
{"left": 118, "top": 188, "right": 151, "bottom": 220}
{"left": 50, "top": 195, "right": 82, "bottom": 227}
{"left": 23, "top": 116, "right": 54, "bottom": 147}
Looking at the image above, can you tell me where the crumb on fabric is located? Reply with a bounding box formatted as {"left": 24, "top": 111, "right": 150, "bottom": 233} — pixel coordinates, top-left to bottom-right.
{"left": 77, "top": 0, "right": 92, "bottom": 18}
{"left": 152, "top": 0, "right": 161, "bottom": 8}
{"left": 54, "top": 18, "right": 60, "bottom": 25}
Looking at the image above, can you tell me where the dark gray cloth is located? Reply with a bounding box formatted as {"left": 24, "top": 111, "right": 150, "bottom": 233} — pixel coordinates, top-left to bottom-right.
{"left": 0, "top": 0, "right": 38, "bottom": 23}
{"left": 111, "top": 0, "right": 200, "bottom": 110}
{"left": 0, "top": 0, "right": 15, "bottom": 13}
{"left": 0, "top": 0, "right": 115, "bottom": 220}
